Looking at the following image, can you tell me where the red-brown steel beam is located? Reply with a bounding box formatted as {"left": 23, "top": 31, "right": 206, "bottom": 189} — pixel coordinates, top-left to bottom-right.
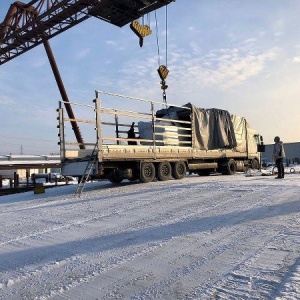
{"left": 0, "top": 0, "right": 174, "bottom": 65}
{"left": 0, "top": 4, "right": 18, "bottom": 43}
{"left": 43, "top": 39, "right": 85, "bottom": 149}
{"left": 0, "top": 1, "right": 85, "bottom": 149}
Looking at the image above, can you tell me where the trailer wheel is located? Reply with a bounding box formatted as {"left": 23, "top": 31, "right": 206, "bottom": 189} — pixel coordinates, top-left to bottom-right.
{"left": 128, "top": 168, "right": 139, "bottom": 182}
{"left": 157, "top": 162, "right": 172, "bottom": 181}
{"left": 223, "top": 159, "right": 236, "bottom": 175}
{"left": 108, "top": 171, "right": 123, "bottom": 184}
{"left": 251, "top": 158, "right": 259, "bottom": 170}
{"left": 140, "top": 162, "right": 156, "bottom": 183}
{"left": 172, "top": 161, "right": 187, "bottom": 179}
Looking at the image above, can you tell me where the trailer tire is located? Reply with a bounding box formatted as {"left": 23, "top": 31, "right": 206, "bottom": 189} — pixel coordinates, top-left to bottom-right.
{"left": 223, "top": 159, "right": 236, "bottom": 175}
{"left": 172, "top": 161, "right": 187, "bottom": 180}
{"left": 251, "top": 158, "right": 259, "bottom": 170}
{"left": 108, "top": 171, "right": 123, "bottom": 184}
{"left": 128, "top": 168, "right": 139, "bottom": 182}
{"left": 157, "top": 162, "right": 172, "bottom": 181}
{"left": 140, "top": 162, "right": 156, "bottom": 183}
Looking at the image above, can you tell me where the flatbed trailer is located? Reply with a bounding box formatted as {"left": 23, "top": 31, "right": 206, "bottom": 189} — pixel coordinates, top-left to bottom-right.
{"left": 58, "top": 90, "right": 264, "bottom": 183}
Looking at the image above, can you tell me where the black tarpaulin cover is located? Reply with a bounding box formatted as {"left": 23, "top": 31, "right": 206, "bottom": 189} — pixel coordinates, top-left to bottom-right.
{"left": 189, "top": 103, "right": 237, "bottom": 150}
{"left": 157, "top": 103, "right": 238, "bottom": 150}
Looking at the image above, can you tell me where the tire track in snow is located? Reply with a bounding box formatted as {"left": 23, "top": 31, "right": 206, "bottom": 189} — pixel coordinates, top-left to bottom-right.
{"left": 187, "top": 214, "right": 300, "bottom": 299}
{"left": 0, "top": 180, "right": 257, "bottom": 298}
{"left": 0, "top": 182, "right": 190, "bottom": 247}
{"left": 0, "top": 179, "right": 249, "bottom": 248}
{"left": 49, "top": 182, "right": 286, "bottom": 299}
{"left": 93, "top": 218, "right": 270, "bottom": 299}
{"left": 0, "top": 241, "right": 168, "bottom": 300}
{"left": 0, "top": 176, "right": 297, "bottom": 299}
{"left": 88, "top": 184, "right": 297, "bottom": 299}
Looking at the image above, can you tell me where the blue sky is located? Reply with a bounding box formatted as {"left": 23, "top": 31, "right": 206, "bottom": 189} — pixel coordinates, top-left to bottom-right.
{"left": 0, "top": 0, "right": 299, "bottom": 154}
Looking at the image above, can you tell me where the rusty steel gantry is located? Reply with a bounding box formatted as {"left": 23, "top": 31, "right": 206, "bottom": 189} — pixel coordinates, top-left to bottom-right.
{"left": 0, "top": 0, "right": 174, "bottom": 149}
{"left": 0, "top": 0, "right": 174, "bottom": 65}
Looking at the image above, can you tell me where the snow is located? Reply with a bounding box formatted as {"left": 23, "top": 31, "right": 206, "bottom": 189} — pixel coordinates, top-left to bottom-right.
{"left": 1, "top": 179, "right": 10, "bottom": 187}
{"left": 1, "top": 172, "right": 300, "bottom": 299}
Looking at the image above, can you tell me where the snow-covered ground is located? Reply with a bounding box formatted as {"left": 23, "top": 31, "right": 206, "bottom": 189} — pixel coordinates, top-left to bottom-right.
{"left": 1, "top": 172, "right": 300, "bottom": 299}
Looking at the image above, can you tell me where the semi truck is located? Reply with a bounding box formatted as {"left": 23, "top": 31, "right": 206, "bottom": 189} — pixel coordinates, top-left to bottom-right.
{"left": 58, "top": 90, "right": 265, "bottom": 183}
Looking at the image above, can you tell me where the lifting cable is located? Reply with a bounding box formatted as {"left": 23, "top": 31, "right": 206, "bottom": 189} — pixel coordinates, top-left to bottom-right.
{"left": 131, "top": 6, "right": 169, "bottom": 106}
{"left": 155, "top": 6, "right": 169, "bottom": 107}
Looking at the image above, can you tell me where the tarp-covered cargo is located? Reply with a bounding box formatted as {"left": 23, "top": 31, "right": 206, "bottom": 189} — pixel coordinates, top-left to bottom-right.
{"left": 156, "top": 103, "right": 251, "bottom": 151}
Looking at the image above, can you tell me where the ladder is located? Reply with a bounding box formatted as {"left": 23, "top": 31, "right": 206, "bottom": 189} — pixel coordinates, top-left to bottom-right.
{"left": 75, "top": 145, "right": 98, "bottom": 197}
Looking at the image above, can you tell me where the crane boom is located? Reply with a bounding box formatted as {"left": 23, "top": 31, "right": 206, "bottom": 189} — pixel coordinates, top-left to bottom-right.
{"left": 0, "top": 0, "right": 174, "bottom": 65}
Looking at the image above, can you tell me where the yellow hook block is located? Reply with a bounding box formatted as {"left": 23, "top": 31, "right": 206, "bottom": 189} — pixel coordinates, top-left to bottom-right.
{"left": 157, "top": 65, "right": 169, "bottom": 81}
{"left": 130, "top": 20, "right": 152, "bottom": 37}
{"left": 130, "top": 20, "right": 152, "bottom": 47}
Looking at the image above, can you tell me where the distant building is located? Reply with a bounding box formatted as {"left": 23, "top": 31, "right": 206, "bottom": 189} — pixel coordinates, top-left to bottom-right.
{"left": 0, "top": 155, "right": 61, "bottom": 180}
{"left": 262, "top": 142, "right": 300, "bottom": 165}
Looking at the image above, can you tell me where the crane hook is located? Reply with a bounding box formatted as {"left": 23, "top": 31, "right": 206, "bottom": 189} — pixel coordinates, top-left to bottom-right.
{"left": 130, "top": 20, "right": 152, "bottom": 47}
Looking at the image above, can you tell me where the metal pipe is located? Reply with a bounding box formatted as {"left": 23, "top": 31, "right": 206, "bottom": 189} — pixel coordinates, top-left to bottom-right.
{"left": 43, "top": 39, "right": 85, "bottom": 149}
{"left": 188, "top": 163, "right": 218, "bottom": 170}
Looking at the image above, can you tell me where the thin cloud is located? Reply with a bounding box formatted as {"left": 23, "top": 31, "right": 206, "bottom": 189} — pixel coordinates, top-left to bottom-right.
{"left": 95, "top": 40, "right": 280, "bottom": 98}
{"left": 274, "top": 31, "right": 284, "bottom": 37}
{"left": 75, "top": 48, "right": 91, "bottom": 59}
{"left": 243, "top": 38, "right": 257, "bottom": 44}
{"left": 105, "top": 40, "right": 124, "bottom": 50}
{"left": 0, "top": 96, "right": 15, "bottom": 105}
{"left": 169, "top": 45, "right": 280, "bottom": 90}
{"left": 190, "top": 41, "right": 202, "bottom": 54}
{"left": 293, "top": 56, "right": 300, "bottom": 63}
{"left": 105, "top": 40, "right": 117, "bottom": 46}
{"left": 31, "top": 57, "right": 48, "bottom": 68}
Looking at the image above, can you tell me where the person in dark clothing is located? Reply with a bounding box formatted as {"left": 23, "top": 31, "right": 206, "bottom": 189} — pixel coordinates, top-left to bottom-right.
{"left": 127, "top": 122, "right": 137, "bottom": 145}
{"left": 272, "top": 136, "right": 285, "bottom": 179}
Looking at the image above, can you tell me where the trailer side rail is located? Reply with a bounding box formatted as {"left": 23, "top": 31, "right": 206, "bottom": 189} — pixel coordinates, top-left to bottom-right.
{"left": 58, "top": 91, "right": 193, "bottom": 161}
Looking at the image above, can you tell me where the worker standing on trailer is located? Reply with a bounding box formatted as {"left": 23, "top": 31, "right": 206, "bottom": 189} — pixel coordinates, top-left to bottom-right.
{"left": 127, "top": 122, "right": 137, "bottom": 145}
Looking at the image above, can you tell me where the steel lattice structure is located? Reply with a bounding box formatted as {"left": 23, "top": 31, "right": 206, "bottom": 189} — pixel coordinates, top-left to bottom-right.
{"left": 0, "top": 0, "right": 174, "bottom": 65}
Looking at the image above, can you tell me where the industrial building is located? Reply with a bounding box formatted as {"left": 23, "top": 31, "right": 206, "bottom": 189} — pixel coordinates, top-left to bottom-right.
{"left": 262, "top": 142, "right": 300, "bottom": 166}
{"left": 0, "top": 155, "right": 61, "bottom": 180}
